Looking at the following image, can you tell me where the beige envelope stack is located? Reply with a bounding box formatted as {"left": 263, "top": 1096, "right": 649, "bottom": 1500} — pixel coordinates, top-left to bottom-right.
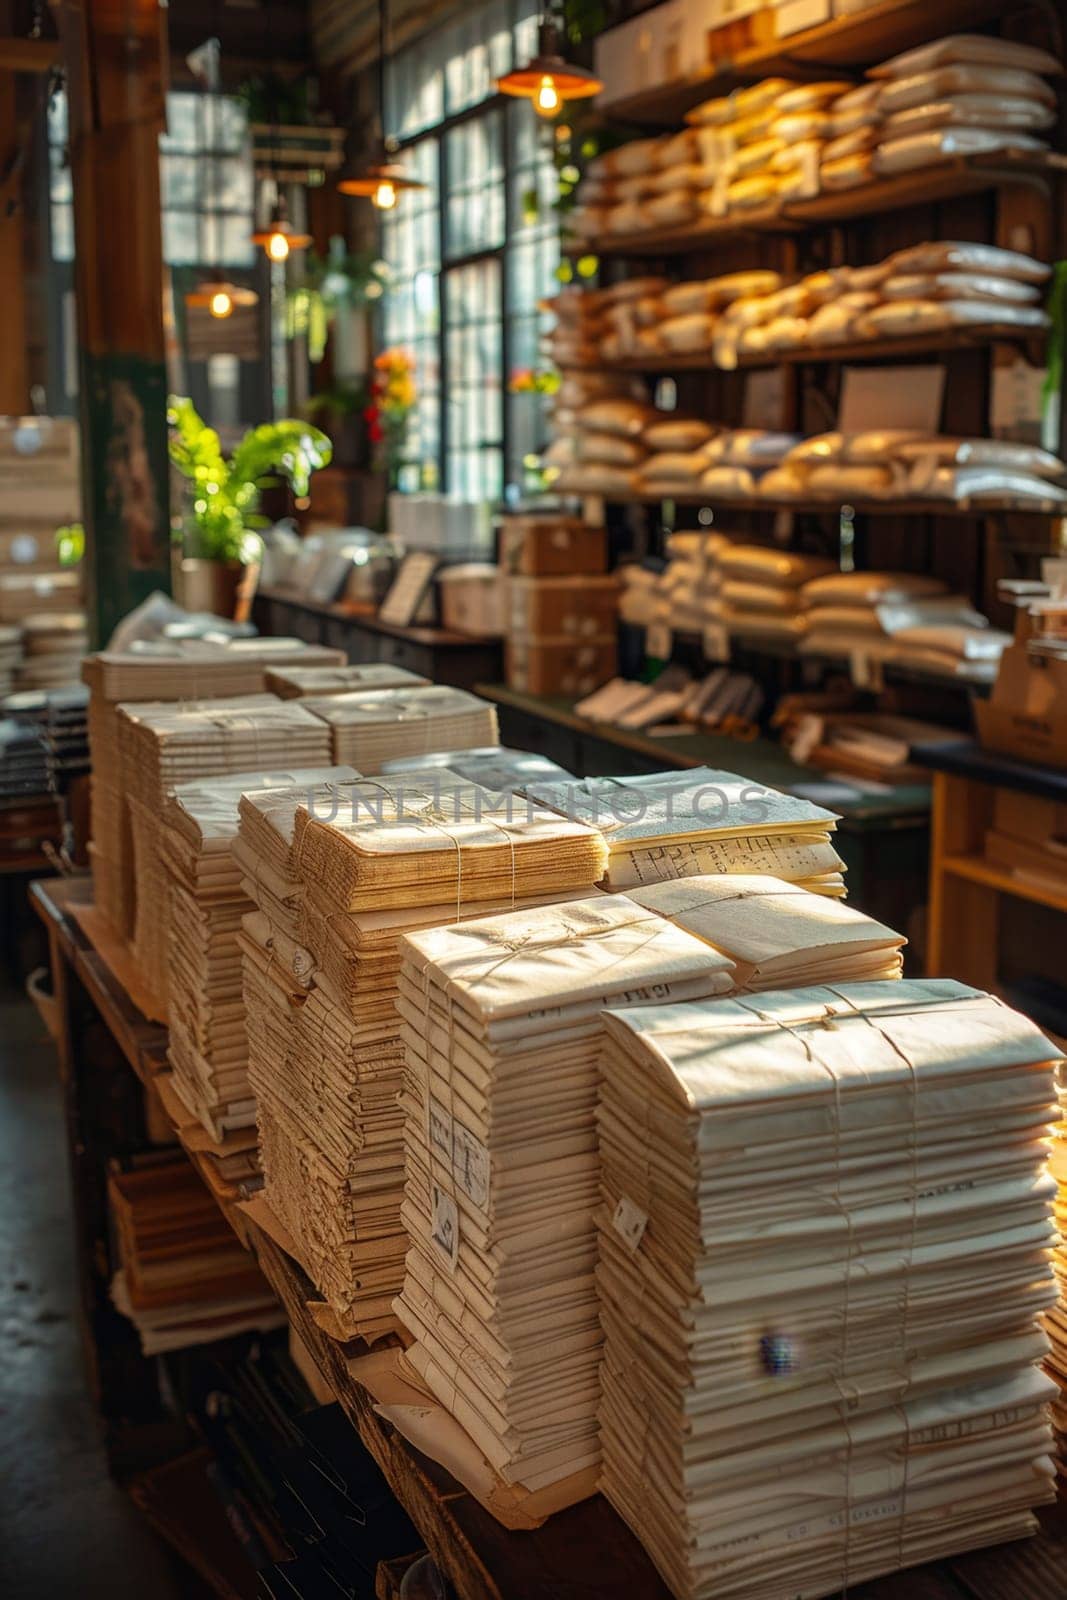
{"left": 628, "top": 874, "right": 905, "bottom": 987}
{"left": 160, "top": 766, "right": 360, "bottom": 1141}
{"left": 393, "top": 894, "right": 737, "bottom": 1502}
{"left": 243, "top": 781, "right": 609, "bottom": 1341}
{"left": 83, "top": 639, "right": 343, "bottom": 936}
{"left": 302, "top": 685, "right": 499, "bottom": 773}
{"left": 265, "top": 662, "right": 430, "bottom": 699}
{"left": 1043, "top": 1061, "right": 1067, "bottom": 1484}
{"left": 534, "top": 768, "right": 845, "bottom": 894}
{"left": 117, "top": 697, "right": 332, "bottom": 1011}
{"left": 597, "top": 981, "right": 1061, "bottom": 1600}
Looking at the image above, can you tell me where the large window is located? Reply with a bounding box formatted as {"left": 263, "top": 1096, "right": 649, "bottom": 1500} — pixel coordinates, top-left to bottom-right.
{"left": 381, "top": 0, "right": 560, "bottom": 502}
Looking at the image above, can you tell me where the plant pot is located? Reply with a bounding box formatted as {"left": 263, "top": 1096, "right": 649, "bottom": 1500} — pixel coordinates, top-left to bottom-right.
{"left": 178, "top": 557, "right": 261, "bottom": 623}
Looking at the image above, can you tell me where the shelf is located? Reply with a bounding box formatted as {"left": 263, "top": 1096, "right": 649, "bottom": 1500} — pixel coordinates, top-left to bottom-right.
{"left": 598, "top": 0, "right": 1006, "bottom": 125}
{"left": 600, "top": 325, "right": 1045, "bottom": 374}
{"left": 942, "top": 852, "right": 1067, "bottom": 915}
{"left": 569, "top": 151, "right": 1064, "bottom": 258}
{"left": 598, "top": 491, "right": 1065, "bottom": 518}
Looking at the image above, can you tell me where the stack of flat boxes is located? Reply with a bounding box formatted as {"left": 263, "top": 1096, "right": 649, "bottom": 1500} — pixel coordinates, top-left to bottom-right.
{"left": 0, "top": 417, "right": 84, "bottom": 683}
{"left": 500, "top": 515, "right": 618, "bottom": 699}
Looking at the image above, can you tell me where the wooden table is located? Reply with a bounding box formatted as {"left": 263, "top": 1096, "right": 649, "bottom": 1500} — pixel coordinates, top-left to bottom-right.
{"left": 477, "top": 683, "right": 932, "bottom": 942}
{"left": 31, "top": 873, "right": 1066, "bottom": 1600}
{"left": 252, "top": 588, "right": 503, "bottom": 692}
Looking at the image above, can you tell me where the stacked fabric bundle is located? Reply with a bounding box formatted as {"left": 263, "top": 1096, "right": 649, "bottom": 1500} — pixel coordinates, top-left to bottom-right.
{"left": 717, "top": 545, "right": 835, "bottom": 642}
{"left": 551, "top": 393, "right": 657, "bottom": 499}
{"left": 303, "top": 685, "right": 499, "bottom": 773}
{"left": 117, "top": 697, "right": 332, "bottom": 1011}
{"left": 393, "top": 894, "right": 736, "bottom": 1498}
{"left": 1, "top": 684, "right": 89, "bottom": 792}
{"left": 265, "top": 662, "right": 430, "bottom": 698}
{"left": 83, "top": 639, "right": 343, "bottom": 937}
{"left": 16, "top": 612, "right": 89, "bottom": 690}
{"left": 800, "top": 569, "right": 1013, "bottom": 681}
{"left": 108, "top": 1158, "right": 282, "bottom": 1356}
{"left": 540, "top": 296, "right": 654, "bottom": 496}
{"left": 628, "top": 873, "right": 904, "bottom": 985}
{"left": 597, "top": 980, "right": 1060, "bottom": 1600}
{"left": 161, "top": 765, "right": 359, "bottom": 1140}
{"left": 244, "top": 781, "right": 609, "bottom": 1340}
{"left": 534, "top": 768, "right": 844, "bottom": 893}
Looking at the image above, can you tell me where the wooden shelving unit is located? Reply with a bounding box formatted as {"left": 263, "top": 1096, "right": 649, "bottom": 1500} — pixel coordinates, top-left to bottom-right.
{"left": 601, "top": 324, "right": 1047, "bottom": 372}
{"left": 600, "top": 490, "right": 1066, "bottom": 516}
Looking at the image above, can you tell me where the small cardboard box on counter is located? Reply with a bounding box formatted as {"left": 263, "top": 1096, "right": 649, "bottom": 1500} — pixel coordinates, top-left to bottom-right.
{"left": 499, "top": 515, "right": 607, "bottom": 578}
{"left": 506, "top": 575, "right": 619, "bottom": 638}
{"left": 437, "top": 563, "right": 504, "bottom": 638}
{"left": 506, "top": 635, "right": 617, "bottom": 698}
{"left": 974, "top": 608, "right": 1067, "bottom": 770}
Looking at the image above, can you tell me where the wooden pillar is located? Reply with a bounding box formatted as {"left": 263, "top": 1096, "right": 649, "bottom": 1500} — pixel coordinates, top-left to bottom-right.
{"left": 0, "top": 8, "right": 42, "bottom": 415}
{"left": 53, "top": 0, "right": 172, "bottom": 646}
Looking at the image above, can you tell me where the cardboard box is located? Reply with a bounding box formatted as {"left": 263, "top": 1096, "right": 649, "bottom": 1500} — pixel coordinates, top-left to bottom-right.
{"left": 992, "top": 787, "right": 1067, "bottom": 847}
{"left": 507, "top": 576, "right": 619, "bottom": 638}
{"left": 974, "top": 639, "right": 1067, "bottom": 770}
{"left": 0, "top": 569, "right": 83, "bottom": 623}
{"left": 438, "top": 563, "right": 504, "bottom": 637}
{"left": 594, "top": 1, "right": 703, "bottom": 107}
{"left": 985, "top": 827, "right": 1067, "bottom": 886}
{"left": 506, "top": 635, "right": 617, "bottom": 698}
{"left": 499, "top": 517, "right": 607, "bottom": 578}
{"left": 773, "top": 0, "right": 831, "bottom": 36}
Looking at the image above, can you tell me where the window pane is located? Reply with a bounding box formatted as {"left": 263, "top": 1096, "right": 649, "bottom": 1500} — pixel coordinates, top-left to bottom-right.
{"left": 161, "top": 154, "right": 198, "bottom": 208}
{"left": 162, "top": 210, "right": 200, "bottom": 265}
{"left": 445, "top": 111, "right": 504, "bottom": 258}
{"left": 161, "top": 92, "right": 199, "bottom": 152}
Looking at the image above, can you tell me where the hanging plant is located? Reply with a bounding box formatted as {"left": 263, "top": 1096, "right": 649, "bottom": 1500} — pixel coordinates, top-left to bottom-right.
{"left": 285, "top": 240, "right": 392, "bottom": 362}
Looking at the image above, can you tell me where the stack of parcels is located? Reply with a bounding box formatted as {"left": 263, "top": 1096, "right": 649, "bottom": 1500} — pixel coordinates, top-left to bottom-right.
{"left": 244, "top": 781, "right": 608, "bottom": 1339}
{"left": 576, "top": 668, "right": 765, "bottom": 736}
{"left": 118, "top": 696, "right": 332, "bottom": 1011}
{"left": 550, "top": 391, "right": 657, "bottom": 500}
{"left": 2, "top": 683, "right": 90, "bottom": 791}
{"left": 534, "top": 768, "right": 844, "bottom": 895}
{"left": 782, "top": 708, "right": 955, "bottom": 784}
{"left": 0, "top": 570, "right": 82, "bottom": 624}
{"left": 505, "top": 570, "right": 619, "bottom": 699}
{"left": 627, "top": 873, "right": 904, "bottom": 985}
{"left": 0, "top": 718, "right": 50, "bottom": 800}
{"left": 265, "top": 662, "right": 430, "bottom": 698}
{"left": 597, "top": 980, "right": 1061, "bottom": 1600}
{"left": 539, "top": 313, "right": 653, "bottom": 497}
{"left": 800, "top": 570, "right": 1013, "bottom": 681}
{"left": 499, "top": 510, "right": 608, "bottom": 580}
{"left": 381, "top": 745, "right": 575, "bottom": 791}
{"left": 160, "top": 765, "right": 359, "bottom": 1141}
{"left": 108, "top": 1157, "right": 282, "bottom": 1356}
{"left": 0, "top": 414, "right": 80, "bottom": 523}
{"left": 0, "top": 624, "right": 19, "bottom": 694}
{"left": 393, "top": 894, "right": 736, "bottom": 1499}
{"left": 762, "top": 430, "right": 1067, "bottom": 511}
{"left": 83, "top": 638, "right": 343, "bottom": 937}
{"left": 648, "top": 428, "right": 803, "bottom": 501}
{"left": 303, "top": 685, "right": 499, "bottom": 773}
{"left": 716, "top": 545, "right": 835, "bottom": 643}
{"left": 17, "top": 612, "right": 89, "bottom": 690}
{"left": 1044, "top": 1063, "right": 1067, "bottom": 1483}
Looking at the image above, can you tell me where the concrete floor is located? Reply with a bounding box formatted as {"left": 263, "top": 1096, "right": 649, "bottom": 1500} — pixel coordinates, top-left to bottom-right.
{"left": 0, "top": 978, "right": 207, "bottom": 1599}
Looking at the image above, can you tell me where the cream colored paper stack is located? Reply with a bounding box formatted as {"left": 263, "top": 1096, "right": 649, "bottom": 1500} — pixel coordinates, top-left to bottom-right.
{"left": 161, "top": 765, "right": 359, "bottom": 1140}
{"left": 393, "top": 894, "right": 736, "bottom": 1501}
{"left": 243, "top": 780, "right": 609, "bottom": 1341}
{"left": 597, "top": 981, "right": 1060, "bottom": 1600}
{"left": 534, "top": 768, "right": 845, "bottom": 895}
{"left": 117, "top": 697, "right": 332, "bottom": 1010}
{"left": 82, "top": 639, "right": 343, "bottom": 937}
{"left": 265, "top": 662, "right": 430, "bottom": 698}
{"left": 628, "top": 874, "right": 904, "bottom": 987}
{"left": 1042, "top": 1061, "right": 1067, "bottom": 1485}
{"left": 302, "top": 685, "right": 499, "bottom": 773}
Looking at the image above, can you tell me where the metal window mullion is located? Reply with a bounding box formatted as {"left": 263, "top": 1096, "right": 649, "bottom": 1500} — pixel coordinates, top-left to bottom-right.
{"left": 437, "top": 133, "right": 449, "bottom": 493}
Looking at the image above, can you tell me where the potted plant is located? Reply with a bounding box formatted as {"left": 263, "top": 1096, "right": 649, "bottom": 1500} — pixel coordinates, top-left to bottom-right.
{"left": 168, "top": 397, "right": 331, "bottom": 621}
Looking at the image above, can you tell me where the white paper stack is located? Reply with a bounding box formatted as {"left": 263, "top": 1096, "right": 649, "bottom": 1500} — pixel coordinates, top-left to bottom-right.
{"left": 627, "top": 874, "right": 905, "bottom": 987}
{"left": 533, "top": 768, "right": 845, "bottom": 894}
{"left": 597, "top": 981, "right": 1060, "bottom": 1600}
{"left": 393, "top": 895, "right": 737, "bottom": 1501}
{"left": 265, "top": 662, "right": 431, "bottom": 698}
{"left": 1043, "top": 1061, "right": 1067, "bottom": 1486}
{"left": 303, "top": 685, "right": 499, "bottom": 773}
{"left": 117, "top": 697, "right": 332, "bottom": 1010}
{"left": 161, "top": 765, "right": 359, "bottom": 1140}
{"left": 82, "top": 638, "right": 343, "bottom": 937}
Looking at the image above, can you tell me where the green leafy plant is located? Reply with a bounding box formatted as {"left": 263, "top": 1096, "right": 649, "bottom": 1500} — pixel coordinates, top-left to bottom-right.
{"left": 167, "top": 397, "right": 332, "bottom": 565}
{"left": 55, "top": 522, "right": 85, "bottom": 567}
{"left": 285, "top": 240, "right": 392, "bottom": 362}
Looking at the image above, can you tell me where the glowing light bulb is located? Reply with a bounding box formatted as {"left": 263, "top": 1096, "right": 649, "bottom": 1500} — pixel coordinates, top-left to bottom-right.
{"left": 266, "top": 230, "right": 290, "bottom": 262}
{"left": 209, "top": 290, "right": 233, "bottom": 319}
{"left": 372, "top": 178, "right": 398, "bottom": 210}
{"left": 534, "top": 75, "right": 560, "bottom": 116}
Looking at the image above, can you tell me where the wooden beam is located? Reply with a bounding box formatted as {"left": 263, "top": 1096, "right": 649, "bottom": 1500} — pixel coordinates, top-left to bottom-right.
{"left": 0, "top": 35, "right": 60, "bottom": 71}
{"left": 53, "top": 0, "right": 172, "bottom": 646}
{"left": 0, "top": 7, "right": 29, "bottom": 413}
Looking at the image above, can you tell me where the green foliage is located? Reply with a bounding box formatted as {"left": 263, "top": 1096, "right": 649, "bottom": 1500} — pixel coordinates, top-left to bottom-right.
{"left": 285, "top": 242, "right": 392, "bottom": 362}
{"left": 167, "top": 397, "right": 332, "bottom": 565}
{"left": 305, "top": 379, "right": 370, "bottom": 421}
{"left": 55, "top": 523, "right": 85, "bottom": 567}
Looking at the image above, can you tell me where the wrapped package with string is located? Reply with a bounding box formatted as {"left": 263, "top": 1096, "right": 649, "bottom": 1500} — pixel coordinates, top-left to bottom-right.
{"left": 82, "top": 639, "right": 343, "bottom": 938}
{"left": 243, "top": 779, "right": 610, "bottom": 1340}
{"left": 531, "top": 767, "right": 845, "bottom": 895}
{"left": 160, "top": 765, "right": 360, "bottom": 1141}
{"left": 393, "top": 893, "right": 736, "bottom": 1504}
{"left": 597, "top": 980, "right": 1060, "bottom": 1600}
{"left": 116, "top": 696, "right": 332, "bottom": 1013}
{"left": 303, "top": 685, "right": 499, "bottom": 773}
{"left": 264, "top": 662, "right": 430, "bottom": 699}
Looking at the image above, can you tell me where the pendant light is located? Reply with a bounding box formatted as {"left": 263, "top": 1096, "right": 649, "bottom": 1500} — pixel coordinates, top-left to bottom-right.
{"left": 337, "top": 0, "right": 425, "bottom": 210}
{"left": 496, "top": 13, "right": 602, "bottom": 117}
{"left": 252, "top": 192, "right": 313, "bottom": 262}
{"left": 184, "top": 37, "right": 260, "bottom": 319}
